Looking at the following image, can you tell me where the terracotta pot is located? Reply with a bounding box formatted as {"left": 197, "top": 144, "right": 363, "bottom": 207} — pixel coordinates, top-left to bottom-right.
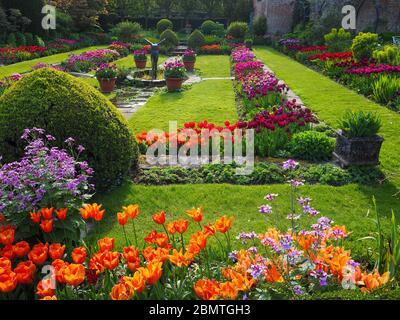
{"left": 135, "top": 59, "right": 147, "bottom": 69}
{"left": 97, "top": 77, "right": 117, "bottom": 93}
{"left": 166, "top": 78, "right": 184, "bottom": 92}
{"left": 183, "top": 60, "right": 195, "bottom": 72}
{"left": 333, "top": 130, "right": 384, "bottom": 167}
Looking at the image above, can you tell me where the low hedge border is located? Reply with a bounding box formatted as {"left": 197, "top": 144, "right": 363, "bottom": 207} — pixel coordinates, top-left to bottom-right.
{"left": 134, "top": 162, "right": 385, "bottom": 186}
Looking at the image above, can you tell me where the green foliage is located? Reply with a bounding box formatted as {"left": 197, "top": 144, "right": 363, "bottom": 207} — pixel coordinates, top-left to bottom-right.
{"left": 201, "top": 20, "right": 218, "bottom": 35}
{"left": 188, "top": 29, "right": 205, "bottom": 49}
{"left": 339, "top": 111, "right": 382, "bottom": 138}
{"left": 324, "top": 28, "right": 352, "bottom": 52}
{"left": 6, "top": 32, "right": 16, "bottom": 47}
{"left": 157, "top": 18, "right": 173, "bottom": 34}
{"left": 303, "top": 287, "right": 400, "bottom": 300}
{"left": 160, "top": 28, "right": 179, "bottom": 47}
{"left": 111, "top": 21, "right": 142, "bottom": 43}
{"left": 289, "top": 131, "right": 335, "bottom": 161}
{"left": 24, "top": 32, "right": 33, "bottom": 45}
{"left": 34, "top": 35, "right": 45, "bottom": 47}
{"left": 15, "top": 32, "right": 26, "bottom": 46}
{"left": 204, "top": 35, "right": 223, "bottom": 45}
{"left": 351, "top": 32, "right": 379, "bottom": 62}
{"left": 253, "top": 16, "right": 267, "bottom": 37}
{"left": 373, "top": 45, "right": 400, "bottom": 65}
{"left": 0, "top": 68, "right": 138, "bottom": 190}
{"left": 227, "top": 21, "right": 249, "bottom": 40}
{"left": 372, "top": 75, "right": 400, "bottom": 105}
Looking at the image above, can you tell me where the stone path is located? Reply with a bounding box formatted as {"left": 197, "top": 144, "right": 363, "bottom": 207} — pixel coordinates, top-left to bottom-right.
{"left": 115, "top": 88, "right": 156, "bottom": 120}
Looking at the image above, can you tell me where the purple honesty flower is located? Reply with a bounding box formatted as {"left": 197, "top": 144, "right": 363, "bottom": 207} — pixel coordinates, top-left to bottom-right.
{"left": 259, "top": 204, "right": 273, "bottom": 214}
{"left": 228, "top": 251, "right": 238, "bottom": 262}
{"left": 248, "top": 264, "right": 266, "bottom": 279}
{"left": 283, "top": 159, "right": 299, "bottom": 170}
{"left": 288, "top": 179, "right": 304, "bottom": 187}
{"left": 264, "top": 193, "right": 278, "bottom": 201}
{"left": 310, "top": 269, "right": 328, "bottom": 286}
{"left": 248, "top": 246, "right": 258, "bottom": 254}
{"left": 280, "top": 235, "right": 293, "bottom": 251}
{"left": 293, "top": 285, "right": 304, "bottom": 295}
{"left": 237, "top": 231, "right": 258, "bottom": 241}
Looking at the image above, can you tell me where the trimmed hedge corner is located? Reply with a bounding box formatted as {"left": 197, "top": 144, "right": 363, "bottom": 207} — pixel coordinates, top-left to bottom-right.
{"left": 0, "top": 68, "right": 138, "bottom": 190}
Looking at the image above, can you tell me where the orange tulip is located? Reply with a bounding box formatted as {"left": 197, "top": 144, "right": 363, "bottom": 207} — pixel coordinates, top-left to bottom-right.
{"left": 123, "top": 246, "right": 140, "bottom": 272}
{"left": 122, "top": 271, "right": 146, "bottom": 293}
{"left": 0, "top": 257, "right": 11, "bottom": 275}
{"left": 123, "top": 204, "right": 139, "bottom": 219}
{"left": 101, "top": 251, "right": 120, "bottom": 270}
{"left": 152, "top": 211, "right": 166, "bottom": 225}
{"left": 0, "top": 244, "right": 15, "bottom": 260}
{"left": 144, "top": 230, "right": 158, "bottom": 244}
{"left": 36, "top": 278, "right": 55, "bottom": 297}
{"left": 40, "top": 219, "right": 53, "bottom": 233}
{"left": 40, "top": 208, "right": 53, "bottom": 220}
{"left": 0, "top": 271, "right": 17, "bottom": 293}
{"left": 80, "top": 203, "right": 105, "bottom": 221}
{"left": 0, "top": 213, "right": 5, "bottom": 224}
{"left": 55, "top": 208, "right": 68, "bottom": 220}
{"left": 154, "top": 233, "right": 169, "bottom": 248}
{"left": 138, "top": 261, "right": 163, "bottom": 284}
{"left": 189, "top": 231, "right": 207, "bottom": 253}
{"left": 62, "top": 264, "right": 86, "bottom": 286}
{"left": 166, "top": 223, "right": 176, "bottom": 235}
{"left": 111, "top": 282, "right": 133, "bottom": 300}
{"left": 13, "top": 241, "right": 30, "bottom": 258}
{"left": 49, "top": 243, "right": 66, "bottom": 260}
{"left": 30, "top": 211, "right": 41, "bottom": 224}
{"left": 89, "top": 253, "right": 106, "bottom": 275}
{"left": 14, "top": 260, "right": 36, "bottom": 285}
{"left": 219, "top": 281, "right": 239, "bottom": 300}
{"left": 41, "top": 295, "right": 57, "bottom": 300}
{"left": 52, "top": 259, "right": 69, "bottom": 283}
{"left": 98, "top": 237, "right": 115, "bottom": 252}
{"left": 194, "top": 279, "right": 220, "bottom": 300}
{"left": 28, "top": 243, "right": 49, "bottom": 265}
{"left": 186, "top": 207, "right": 203, "bottom": 222}
{"left": 0, "top": 225, "right": 15, "bottom": 245}
{"left": 117, "top": 211, "right": 129, "bottom": 226}
{"left": 71, "top": 247, "right": 87, "bottom": 264}
{"left": 174, "top": 219, "right": 189, "bottom": 234}
{"left": 92, "top": 204, "right": 105, "bottom": 221}
{"left": 215, "top": 216, "right": 233, "bottom": 233}
{"left": 169, "top": 249, "right": 192, "bottom": 267}
{"left": 359, "top": 271, "right": 390, "bottom": 292}
{"left": 142, "top": 247, "right": 170, "bottom": 263}
{"left": 203, "top": 224, "right": 216, "bottom": 237}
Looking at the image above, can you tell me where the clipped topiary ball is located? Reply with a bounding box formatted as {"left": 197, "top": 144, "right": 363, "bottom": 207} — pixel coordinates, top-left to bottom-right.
{"left": 188, "top": 29, "right": 205, "bottom": 49}
{"left": 288, "top": 131, "right": 335, "bottom": 161}
{"left": 157, "top": 19, "right": 173, "bottom": 34}
{"left": 0, "top": 68, "right": 138, "bottom": 190}
{"left": 160, "top": 29, "right": 179, "bottom": 47}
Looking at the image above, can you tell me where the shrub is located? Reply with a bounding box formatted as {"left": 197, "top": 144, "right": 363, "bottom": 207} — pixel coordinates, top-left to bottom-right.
{"left": 351, "top": 32, "right": 379, "bottom": 62}
{"left": 15, "top": 32, "right": 26, "bottom": 47}
{"left": 324, "top": 28, "right": 352, "bottom": 52}
{"left": 372, "top": 75, "right": 400, "bottom": 105}
{"left": 204, "top": 35, "right": 223, "bottom": 45}
{"left": 227, "top": 21, "right": 249, "bottom": 40}
{"left": 188, "top": 29, "right": 205, "bottom": 49}
{"left": 24, "top": 33, "right": 34, "bottom": 45}
{"left": 111, "top": 21, "right": 142, "bottom": 42}
{"left": 288, "top": 131, "right": 335, "bottom": 161}
{"left": 6, "top": 33, "right": 16, "bottom": 47}
{"left": 253, "top": 16, "right": 267, "bottom": 36}
{"left": 157, "top": 18, "right": 173, "bottom": 34}
{"left": 0, "top": 68, "right": 138, "bottom": 190}
{"left": 160, "top": 29, "right": 179, "bottom": 47}
{"left": 373, "top": 45, "right": 400, "bottom": 65}
{"left": 34, "top": 35, "right": 45, "bottom": 47}
{"left": 338, "top": 111, "right": 382, "bottom": 138}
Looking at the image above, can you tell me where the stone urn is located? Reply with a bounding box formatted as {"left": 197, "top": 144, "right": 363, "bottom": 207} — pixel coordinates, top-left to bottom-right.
{"left": 333, "top": 130, "right": 384, "bottom": 167}
{"left": 97, "top": 77, "right": 117, "bottom": 93}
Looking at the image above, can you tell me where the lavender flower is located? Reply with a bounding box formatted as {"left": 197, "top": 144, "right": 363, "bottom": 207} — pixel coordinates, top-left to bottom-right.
{"left": 283, "top": 159, "right": 299, "bottom": 170}
{"left": 259, "top": 204, "right": 273, "bottom": 214}
{"left": 264, "top": 193, "right": 278, "bottom": 201}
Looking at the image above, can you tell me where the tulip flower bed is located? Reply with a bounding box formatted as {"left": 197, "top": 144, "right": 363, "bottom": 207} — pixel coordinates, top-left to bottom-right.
{"left": 277, "top": 40, "right": 400, "bottom": 111}
{"left": 0, "top": 158, "right": 393, "bottom": 300}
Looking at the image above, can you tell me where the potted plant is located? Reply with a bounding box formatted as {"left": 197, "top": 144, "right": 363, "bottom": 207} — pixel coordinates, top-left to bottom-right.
{"left": 133, "top": 49, "right": 148, "bottom": 69}
{"left": 95, "top": 63, "right": 118, "bottom": 93}
{"left": 164, "top": 60, "right": 187, "bottom": 92}
{"left": 182, "top": 49, "right": 197, "bottom": 72}
{"left": 334, "top": 111, "right": 383, "bottom": 167}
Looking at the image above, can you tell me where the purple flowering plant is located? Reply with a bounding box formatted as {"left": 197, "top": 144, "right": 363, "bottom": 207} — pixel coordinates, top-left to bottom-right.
{"left": 163, "top": 59, "right": 187, "bottom": 79}
{"left": 0, "top": 128, "right": 94, "bottom": 241}
{"left": 133, "top": 49, "right": 148, "bottom": 61}
{"left": 182, "top": 49, "right": 196, "bottom": 62}
{"left": 95, "top": 63, "right": 118, "bottom": 79}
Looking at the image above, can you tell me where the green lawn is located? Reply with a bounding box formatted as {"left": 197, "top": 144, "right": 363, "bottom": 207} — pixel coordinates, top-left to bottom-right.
{"left": 195, "top": 55, "right": 232, "bottom": 78}
{"left": 0, "top": 46, "right": 107, "bottom": 78}
{"left": 128, "top": 80, "right": 237, "bottom": 133}
{"left": 254, "top": 47, "right": 400, "bottom": 188}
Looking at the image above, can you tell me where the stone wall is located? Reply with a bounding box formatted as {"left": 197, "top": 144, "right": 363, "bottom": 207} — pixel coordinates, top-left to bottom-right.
{"left": 253, "top": 0, "right": 400, "bottom": 34}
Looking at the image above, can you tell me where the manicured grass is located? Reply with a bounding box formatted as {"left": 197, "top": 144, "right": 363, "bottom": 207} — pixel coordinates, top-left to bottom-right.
{"left": 128, "top": 80, "right": 237, "bottom": 133}
{"left": 95, "top": 183, "right": 399, "bottom": 260}
{"left": 113, "top": 55, "right": 168, "bottom": 69}
{"left": 253, "top": 47, "right": 400, "bottom": 188}
{"left": 195, "top": 55, "right": 231, "bottom": 78}
{"left": 0, "top": 46, "right": 107, "bottom": 78}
